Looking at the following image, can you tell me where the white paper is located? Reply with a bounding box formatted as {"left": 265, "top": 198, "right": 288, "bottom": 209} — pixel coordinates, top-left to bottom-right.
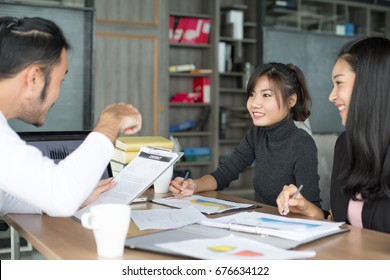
{"left": 200, "top": 212, "right": 345, "bottom": 242}
{"left": 131, "top": 206, "right": 205, "bottom": 230}
{"left": 153, "top": 195, "right": 255, "bottom": 214}
{"left": 73, "top": 146, "right": 183, "bottom": 220}
{"left": 156, "top": 235, "right": 316, "bottom": 260}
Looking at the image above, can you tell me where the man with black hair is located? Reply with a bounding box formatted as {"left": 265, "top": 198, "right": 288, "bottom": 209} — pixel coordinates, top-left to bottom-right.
{"left": 0, "top": 17, "right": 142, "bottom": 216}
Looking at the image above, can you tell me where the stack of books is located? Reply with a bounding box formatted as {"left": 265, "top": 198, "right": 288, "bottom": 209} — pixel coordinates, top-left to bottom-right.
{"left": 111, "top": 136, "right": 174, "bottom": 176}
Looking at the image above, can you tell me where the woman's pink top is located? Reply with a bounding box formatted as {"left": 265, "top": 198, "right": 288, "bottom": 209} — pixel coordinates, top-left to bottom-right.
{"left": 347, "top": 193, "right": 364, "bottom": 228}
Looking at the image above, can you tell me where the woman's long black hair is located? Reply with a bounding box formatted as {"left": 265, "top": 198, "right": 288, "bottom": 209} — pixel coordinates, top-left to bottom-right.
{"left": 338, "top": 36, "right": 390, "bottom": 201}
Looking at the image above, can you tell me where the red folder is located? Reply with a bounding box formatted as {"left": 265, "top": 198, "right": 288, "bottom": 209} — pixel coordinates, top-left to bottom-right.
{"left": 193, "top": 77, "right": 210, "bottom": 103}
{"left": 172, "top": 17, "right": 187, "bottom": 43}
{"left": 181, "top": 18, "right": 203, "bottom": 44}
{"left": 199, "top": 19, "right": 211, "bottom": 44}
{"left": 169, "top": 16, "right": 175, "bottom": 42}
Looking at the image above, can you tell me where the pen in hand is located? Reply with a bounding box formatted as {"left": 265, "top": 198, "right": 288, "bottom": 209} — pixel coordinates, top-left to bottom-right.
{"left": 180, "top": 170, "right": 190, "bottom": 194}
{"left": 282, "top": 184, "right": 303, "bottom": 214}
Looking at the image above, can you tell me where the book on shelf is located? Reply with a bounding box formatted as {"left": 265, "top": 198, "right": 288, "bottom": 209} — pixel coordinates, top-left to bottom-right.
{"left": 184, "top": 146, "right": 211, "bottom": 162}
{"left": 115, "top": 136, "right": 174, "bottom": 152}
{"left": 171, "top": 17, "right": 186, "bottom": 43}
{"left": 225, "top": 43, "right": 233, "bottom": 72}
{"left": 169, "top": 64, "right": 196, "bottom": 73}
{"left": 218, "top": 42, "right": 226, "bottom": 73}
{"left": 171, "top": 17, "right": 211, "bottom": 44}
{"left": 198, "top": 19, "right": 211, "bottom": 44}
{"left": 180, "top": 18, "right": 203, "bottom": 44}
{"left": 219, "top": 111, "right": 227, "bottom": 139}
{"left": 189, "top": 69, "right": 213, "bottom": 74}
{"left": 169, "top": 16, "right": 175, "bottom": 42}
{"left": 193, "top": 77, "right": 210, "bottom": 104}
{"left": 184, "top": 147, "right": 211, "bottom": 156}
{"left": 170, "top": 92, "right": 200, "bottom": 103}
{"left": 224, "top": 10, "right": 244, "bottom": 40}
{"left": 181, "top": 18, "right": 211, "bottom": 44}
{"left": 268, "top": 0, "right": 298, "bottom": 10}
{"left": 169, "top": 120, "right": 195, "bottom": 133}
{"left": 195, "top": 106, "right": 210, "bottom": 131}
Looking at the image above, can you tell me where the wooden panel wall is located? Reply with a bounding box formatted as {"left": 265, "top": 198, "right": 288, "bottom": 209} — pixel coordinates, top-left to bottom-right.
{"left": 93, "top": 0, "right": 169, "bottom": 136}
{"left": 95, "top": 0, "right": 157, "bottom": 25}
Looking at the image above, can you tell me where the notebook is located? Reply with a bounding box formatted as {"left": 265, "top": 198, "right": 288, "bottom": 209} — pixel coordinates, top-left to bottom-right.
{"left": 18, "top": 130, "right": 112, "bottom": 179}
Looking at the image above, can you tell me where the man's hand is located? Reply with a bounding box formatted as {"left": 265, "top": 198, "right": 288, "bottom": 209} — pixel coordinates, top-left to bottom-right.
{"left": 80, "top": 178, "right": 116, "bottom": 209}
{"left": 94, "top": 103, "right": 142, "bottom": 143}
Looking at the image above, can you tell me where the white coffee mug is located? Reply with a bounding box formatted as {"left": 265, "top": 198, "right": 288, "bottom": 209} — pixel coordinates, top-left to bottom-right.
{"left": 153, "top": 165, "right": 173, "bottom": 193}
{"left": 81, "top": 204, "right": 131, "bottom": 258}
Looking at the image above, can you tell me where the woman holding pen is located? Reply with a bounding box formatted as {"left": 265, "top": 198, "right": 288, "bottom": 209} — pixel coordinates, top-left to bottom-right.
{"left": 170, "top": 62, "right": 322, "bottom": 208}
{"left": 277, "top": 36, "right": 390, "bottom": 234}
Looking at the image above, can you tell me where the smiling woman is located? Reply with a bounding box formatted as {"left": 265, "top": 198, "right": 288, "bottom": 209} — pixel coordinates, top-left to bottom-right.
{"left": 246, "top": 76, "right": 293, "bottom": 127}
{"left": 170, "top": 62, "right": 321, "bottom": 209}
{"left": 329, "top": 59, "right": 356, "bottom": 126}
{"left": 276, "top": 36, "right": 390, "bottom": 234}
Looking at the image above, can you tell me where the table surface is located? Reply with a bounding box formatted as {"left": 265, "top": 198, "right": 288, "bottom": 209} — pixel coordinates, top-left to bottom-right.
{"left": 3, "top": 190, "right": 390, "bottom": 260}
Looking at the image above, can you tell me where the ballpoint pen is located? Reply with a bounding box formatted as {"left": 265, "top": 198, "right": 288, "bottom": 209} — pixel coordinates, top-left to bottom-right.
{"left": 183, "top": 170, "right": 190, "bottom": 180}
{"left": 180, "top": 170, "right": 190, "bottom": 194}
{"left": 282, "top": 184, "right": 304, "bottom": 214}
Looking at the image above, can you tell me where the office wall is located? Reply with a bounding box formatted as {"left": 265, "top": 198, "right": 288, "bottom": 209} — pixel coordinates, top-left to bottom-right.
{"left": 262, "top": 28, "right": 351, "bottom": 133}
{"left": 0, "top": 2, "right": 94, "bottom": 132}
{"left": 93, "top": 0, "right": 169, "bottom": 136}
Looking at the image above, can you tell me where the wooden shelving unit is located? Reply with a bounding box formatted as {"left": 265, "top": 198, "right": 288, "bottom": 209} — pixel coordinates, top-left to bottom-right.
{"left": 213, "top": 0, "right": 257, "bottom": 198}
{"left": 166, "top": 0, "right": 257, "bottom": 199}
{"left": 168, "top": 0, "right": 217, "bottom": 179}
{"left": 265, "top": 0, "right": 390, "bottom": 37}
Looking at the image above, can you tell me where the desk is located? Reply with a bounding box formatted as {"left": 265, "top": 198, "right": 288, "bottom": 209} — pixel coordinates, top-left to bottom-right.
{"left": 3, "top": 190, "right": 390, "bottom": 260}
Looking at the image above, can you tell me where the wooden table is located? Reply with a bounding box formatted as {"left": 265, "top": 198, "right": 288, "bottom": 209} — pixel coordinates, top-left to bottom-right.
{"left": 3, "top": 190, "right": 390, "bottom": 260}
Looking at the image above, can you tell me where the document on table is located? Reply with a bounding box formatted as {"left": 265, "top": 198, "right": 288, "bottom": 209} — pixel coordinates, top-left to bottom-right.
{"left": 152, "top": 195, "right": 256, "bottom": 214}
{"left": 131, "top": 206, "right": 205, "bottom": 230}
{"left": 73, "top": 146, "right": 183, "bottom": 220}
{"left": 200, "top": 212, "right": 346, "bottom": 243}
{"left": 156, "top": 235, "right": 316, "bottom": 260}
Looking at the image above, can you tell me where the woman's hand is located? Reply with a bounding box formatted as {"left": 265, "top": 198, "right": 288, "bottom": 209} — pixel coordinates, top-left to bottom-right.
{"left": 169, "top": 177, "right": 197, "bottom": 198}
{"left": 276, "top": 184, "right": 308, "bottom": 215}
{"left": 276, "top": 184, "right": 323, "bottom": 219}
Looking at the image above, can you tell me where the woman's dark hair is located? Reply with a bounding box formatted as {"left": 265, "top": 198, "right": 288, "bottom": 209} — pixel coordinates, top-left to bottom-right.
{"left": 0, "top": 17, "right": 71, "bottom": 83}
{"left": 338, "top": 36, "right": 390, "bottom": 201}
{"left": 246, "top": 62, "right": 311, "bottom": 121}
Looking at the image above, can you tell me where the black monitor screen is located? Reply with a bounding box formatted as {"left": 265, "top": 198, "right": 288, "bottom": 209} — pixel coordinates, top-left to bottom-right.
{"left": 18, "top": 131, "right": 112, "bottom": 179}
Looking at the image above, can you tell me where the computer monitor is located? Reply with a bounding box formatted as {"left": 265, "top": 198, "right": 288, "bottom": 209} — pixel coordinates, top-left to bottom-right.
{"left": 18, "top": 131, "right": 112, "bottom": 179}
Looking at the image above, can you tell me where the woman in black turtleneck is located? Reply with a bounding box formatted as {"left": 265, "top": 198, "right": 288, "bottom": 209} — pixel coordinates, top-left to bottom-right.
{"left": 170, "top": 63, "right": 321, "bottom": 208}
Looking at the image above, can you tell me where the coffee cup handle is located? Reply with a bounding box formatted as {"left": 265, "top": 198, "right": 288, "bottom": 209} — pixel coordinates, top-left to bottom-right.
{"left": 81, "top": 212, "right": 96, "bottom": 229}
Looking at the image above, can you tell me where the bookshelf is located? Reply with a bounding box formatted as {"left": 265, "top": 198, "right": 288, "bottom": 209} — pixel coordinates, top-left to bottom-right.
{"left": 213, "top": 0, "right": 258, "bottom": 199}
{"left": 166, "top": 0, "right": 258, "bottom": 199}
{"left": 166, "top": 0, "right": 387, "bottom": 200}
{"left": 265, "top": 0, "right": 390, "bottom": 37}
{"left": 168, "top": 0, "right": 217, "bottom": 179}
